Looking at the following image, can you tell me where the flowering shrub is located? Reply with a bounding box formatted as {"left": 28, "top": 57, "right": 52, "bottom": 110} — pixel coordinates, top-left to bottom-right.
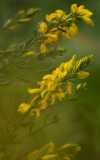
{"left": 16, "top": 4, "right": 94, "bottom": 119}
{"left": 2, "top": 3, "right": 94, "bottom": 160}
{"left": 18, "top": 54, "right": 93, "bottom": 118}
{"left": 37, "top": 4, "right": 94, "bottom": 54}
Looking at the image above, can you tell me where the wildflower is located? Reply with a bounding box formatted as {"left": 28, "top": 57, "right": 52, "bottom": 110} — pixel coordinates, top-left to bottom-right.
{"left": 77, "top": 71, "right": 90, "bottom": 79}
{"left": 55, "top": 9, "right": 65, "bottom": 17}
{"left": 81, "top": 16, "right": 94, "bottom": 26}
{"left": 68, "top": 23, "right": 78, "bottom": 37}
{"left": 18, "top": 103, "right": 31, "bottom": 113}
{"left": 71, "top": 3, "right": 78, "bottom": 14}
{"left": 36, "top": 4, "right": 94, "bottom": 55}
{"left": 63, "top": 23, "right": 78, "bottom": 38}
{"left": 52, "top": 68, "right": 64, "bottom": 79}
{"left": 73, "top": 54, "right": 93, "bottom": 72}
{"left": 45, "top": 9, "right": 65, "bottom": 22}
{"left": 28, "top": 88, "right": 41, "bottom": 94}
{"left": 71, "top": 4, "right": 94, "bottom": 26}
{"left": 45, "top": 33, "right": 58, "bottom": 44}
{"left": 38, "top": 22, "right": 48, "bottom": 33}
{"left": 45, "top": 13, "right": 57, "bottom": 22}
{"left": 18, "top": 55, "right": 92, "bottom": 118}
{"left": 43, "top": 74, "right": 54, "bottom": 81}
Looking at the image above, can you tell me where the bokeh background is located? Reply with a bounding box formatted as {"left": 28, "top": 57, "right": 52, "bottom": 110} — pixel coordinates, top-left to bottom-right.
{"left": 0, "top": 0, "right": 100, "bottom": 160}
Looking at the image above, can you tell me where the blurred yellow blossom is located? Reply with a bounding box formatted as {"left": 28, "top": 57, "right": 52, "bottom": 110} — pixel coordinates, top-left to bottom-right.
{"left": 45, "top": 9, "right": 65, "bottom": 22}
{"left": 18, "top": 103, "right": 31, "bottom": 113}
{"left": 45, "top": 33, "right": 59, "bottom": 44}
{"left": 77, "top": 71, "right": 90, "bottom": 79}
{"left": 18, "top": 55, "right": 92, "bottom": 118}
{"left": 63, "top": 23, "right": 78, "bottom": 38}
{"left": 38, "top": 22, "right": 48, "bottom": 33}
{"left": 37, "top": 4, "right": 94, "bottom": 54}
{"left": 71, "top": 3, "right": 94, "bottom": 26}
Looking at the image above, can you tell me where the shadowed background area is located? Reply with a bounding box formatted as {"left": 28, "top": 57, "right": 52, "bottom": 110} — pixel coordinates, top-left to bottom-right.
{"left": 0, "top": 0, "right": 100, "bottom": 160}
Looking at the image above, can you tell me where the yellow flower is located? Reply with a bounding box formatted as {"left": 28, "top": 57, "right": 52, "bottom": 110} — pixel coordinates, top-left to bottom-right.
{"left": 45, "top": 33, "right": 58, "bottom": 44}
{"left": 81, "top": 16, "right": 94, "bottom": 26}
{"left": 18, "top": 55, "right": 92, "bottom": 117}
{"left": 47, "top": 81, "right": 57, "bottom": 91}
{"left": 68, "top": 23, "right": 78, "bottom": 37}
{"left": 77, "top": 71, "right": 90, "bottom": 79}
{"left": 28, "top": 88, "right": 41, "bottom": 94}
{"left": 40, "top": 43, "right": 48, "bottom": 54}
{"left": 38, "top": 22, "right": 48, "bottom": 33}
{"left": 62, "top": 23, "right": 78, "bottom": 39}
{"left": 37, "top": 4, "right": 94, "bottom": 56}
{"left": 45, "top": 9, "right": 65, "bottom": 22}
{"left": 55, "top": 9, "right": 65, "bottom": 18}
{"left": 45, "top": 13, "right": 57, "bottom": 22}
{"left": 78, "top": 7, "right": 93, "bottom": 17}
{"left": 71, "top": 4, "right": 92, "bottom": 16}
{"left": 52, "top": 68, "right": 64, "bottom": 79}
{"left": 75, "top": 55, "right": 93, "bottom": 72}
{"left": 18, "top": 103, "right": 31, "bottom": 113}
{"left": 43, "top": 74, "right": 53, "bottom": 81}
{"left": 71, "top": 4, "right": 78, "bottom": 14}
{"left": 62, "top": 55, "right": 76, "bottom": 72}
{"left": 71, "top": 4, "right": 94, "bottom": 26}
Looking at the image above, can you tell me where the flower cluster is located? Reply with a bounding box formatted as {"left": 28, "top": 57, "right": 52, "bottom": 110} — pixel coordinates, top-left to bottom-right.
{"left": 18, "top": 55, "right": 93, "bottom": 118}
{"left": 71, "top": 4, "right": 94, "bottom": 26}
{"left": 27, "top": 142, "right": 81, "bottom": 160}
{"left": 37, "top": 4, "right": 94, "bottom": 54}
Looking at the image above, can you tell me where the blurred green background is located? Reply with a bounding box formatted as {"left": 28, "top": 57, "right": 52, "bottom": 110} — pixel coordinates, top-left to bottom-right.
{"left": 0, "top": 0, "right": 100, "bottom": 160}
